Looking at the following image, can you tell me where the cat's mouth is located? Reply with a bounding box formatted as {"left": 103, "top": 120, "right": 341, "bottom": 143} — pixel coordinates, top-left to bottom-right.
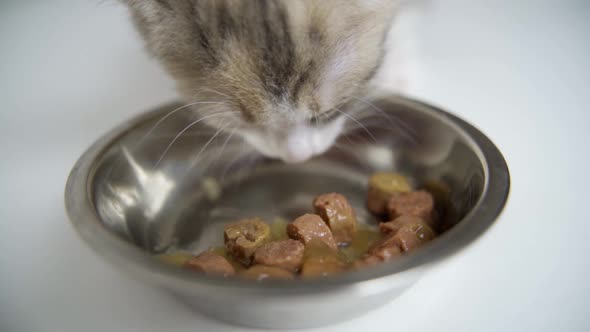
{"left": 240, "top": 118, "right": 345, "bottom": 163}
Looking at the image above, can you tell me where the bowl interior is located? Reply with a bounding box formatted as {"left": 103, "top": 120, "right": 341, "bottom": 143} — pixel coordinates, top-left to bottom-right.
{"left": 91, "top": 98, "right": 485, "bottom": 256}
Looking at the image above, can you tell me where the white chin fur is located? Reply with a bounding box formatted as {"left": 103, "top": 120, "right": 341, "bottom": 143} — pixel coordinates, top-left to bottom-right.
{"left": 242, "top": 117, "right": 345, "bottom": 163}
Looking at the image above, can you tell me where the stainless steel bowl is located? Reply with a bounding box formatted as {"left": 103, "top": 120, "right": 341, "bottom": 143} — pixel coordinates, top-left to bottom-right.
{"left": 65, "top": 96, "right": 509, "bottom": 329}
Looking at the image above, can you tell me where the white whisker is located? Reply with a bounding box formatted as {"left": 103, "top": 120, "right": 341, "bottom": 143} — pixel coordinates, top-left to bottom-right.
{"left": 141, "top": 101, "right": 234, "bottom": 141}
{"left": 333, "top": 107, "right": 378, "bottom": 143}
{"left": 335, "top": 129, "right": 355, "bottom": 145}
{"left": 220, "top": 139, "right": 252, "bottom": 183}
{"left": 348, "top": 95, "right": 418, "bottom": 142}
{"left": 190, "top": 122, "right": 233, "bottom": 165}
{"left": 215, "top": 127, "right": 238, "bottom": 163}
{"left": 154, "top": 111, "right": 234, "bottom": 168}
{"left": 332, "top": 142, "right": 371, "bottom": 171}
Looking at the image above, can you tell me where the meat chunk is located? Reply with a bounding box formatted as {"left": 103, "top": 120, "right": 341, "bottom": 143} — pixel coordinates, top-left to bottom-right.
{"left": 184, "top": 251, "right": 236, "bottom": 277}
{"left": 224, "top": 218, "right": 270, "bottom": 265}
{"left": 386, "top": 190, "right": 437, "bottom": 225}
{"left": 287, "top": 214, "right": 337, "bottom": 251}
{"left": 393, "top": 223, "right": 435, "bottom": 252}
{"left": 352, "top": 254, "right": 384, "bottom": 269}
{"left": 253, "top": 239, "right": 305, "bottom": 272}
{"left": 313, "top": 193, "right": 357, "bottom": 245}
{"left": 240, "top": 265, "right": 295, "bottom": 280}
{"left": 368, "top": 238, "right": 403, "bottom": 261}
{"left": 300, "top": 255, "right": 346, "bottom": 278}
{"left": 367, "top": 172, "right": 412, "bottom": 215}
{"left": 422, "top": 180, "right": 454, "bottom": 231}
{"left": 379, "top": 215, "right": 427, "bottom": 234}
{"left": 370, "top": 216, "right": 436, "bottom": 262}
{"left": 370, "top": 222, "right": 435, "bottom": 258}
{"left": 300, "top": 239, "right": 347, "bottom": 278}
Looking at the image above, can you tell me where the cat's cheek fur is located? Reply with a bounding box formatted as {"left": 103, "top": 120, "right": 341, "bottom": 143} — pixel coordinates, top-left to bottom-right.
{"left": 241, "top": 117, "right": 345, "bottom": 163}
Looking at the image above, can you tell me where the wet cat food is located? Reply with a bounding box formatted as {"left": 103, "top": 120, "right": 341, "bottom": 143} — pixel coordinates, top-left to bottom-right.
{"left": 367, "top": 172, "right": 412, "bottom": 215}
{"left": 300, "top": 239, "right": 347, "bottom": 277}
{"left": 224, "top": 217, "right": 270, "bottom": 265}
{"left": 287, "top": 213, "right": 338, "bottom": 251}
{"left": 253, "top": 239, "right": 305, "bottom": 272}
{"left": 355, "top": 217, "right": 435, "bottom": 266}
{"left": 379, "top": 215, "right": 428, "bottom": 234}
{"left": 240, "top": 265, "right": 295, "bottom": 280}
{"left": 301, "top": 255, "right": 347, "bottom": 277}
{"left": 386, "top": 190, "right": 437, "bottom": 226}
{"left": 313, "top": 193, "right": 357, "bottom": 245}
{"left": 371, "top": 221, "right": 435, "bottom": 256}
{"left": 184, "top": 251, "right": 236, "bottom": 277}
{"left": 158, "top": 171, "right": 445, "bottom": 280}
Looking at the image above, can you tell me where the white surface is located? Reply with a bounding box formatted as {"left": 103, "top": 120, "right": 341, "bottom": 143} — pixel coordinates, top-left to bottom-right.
{"left": 1, "top": 1, "right": 589, "bottom": 331}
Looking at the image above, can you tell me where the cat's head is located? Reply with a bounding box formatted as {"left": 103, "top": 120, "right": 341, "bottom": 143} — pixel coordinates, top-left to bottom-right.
{"left": 124, "top": 0, "right": 395, "bottom": 162}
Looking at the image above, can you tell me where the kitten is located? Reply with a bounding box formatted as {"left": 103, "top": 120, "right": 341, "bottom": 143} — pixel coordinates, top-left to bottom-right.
{"left": 123, "top": 0, "right": 401, "bottom": 163}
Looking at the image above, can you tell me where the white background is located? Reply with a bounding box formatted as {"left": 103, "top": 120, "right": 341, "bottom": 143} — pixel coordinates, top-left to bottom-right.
{"left": 1, "top": 1, "right": 589, "bottom": 331}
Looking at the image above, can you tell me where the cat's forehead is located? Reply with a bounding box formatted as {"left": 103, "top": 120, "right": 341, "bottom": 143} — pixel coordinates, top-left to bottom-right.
{"left": 127, "top": 0, "right": 395, "bottom": 120}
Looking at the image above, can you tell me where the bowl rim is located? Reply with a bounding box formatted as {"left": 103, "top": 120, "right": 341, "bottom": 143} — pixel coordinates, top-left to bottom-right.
{"left": 64, "top": 96, "right": 510, "bottom": 291}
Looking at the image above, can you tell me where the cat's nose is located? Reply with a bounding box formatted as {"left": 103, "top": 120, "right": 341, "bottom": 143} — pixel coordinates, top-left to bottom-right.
{"left": 281, "top": 131, "right": 315, "bottom": 163}
{"left": 282, "top": 140, "right": 314, "bottom": 163}
{"left": 282, "top": 150, "right": 313, "bottom": 163}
